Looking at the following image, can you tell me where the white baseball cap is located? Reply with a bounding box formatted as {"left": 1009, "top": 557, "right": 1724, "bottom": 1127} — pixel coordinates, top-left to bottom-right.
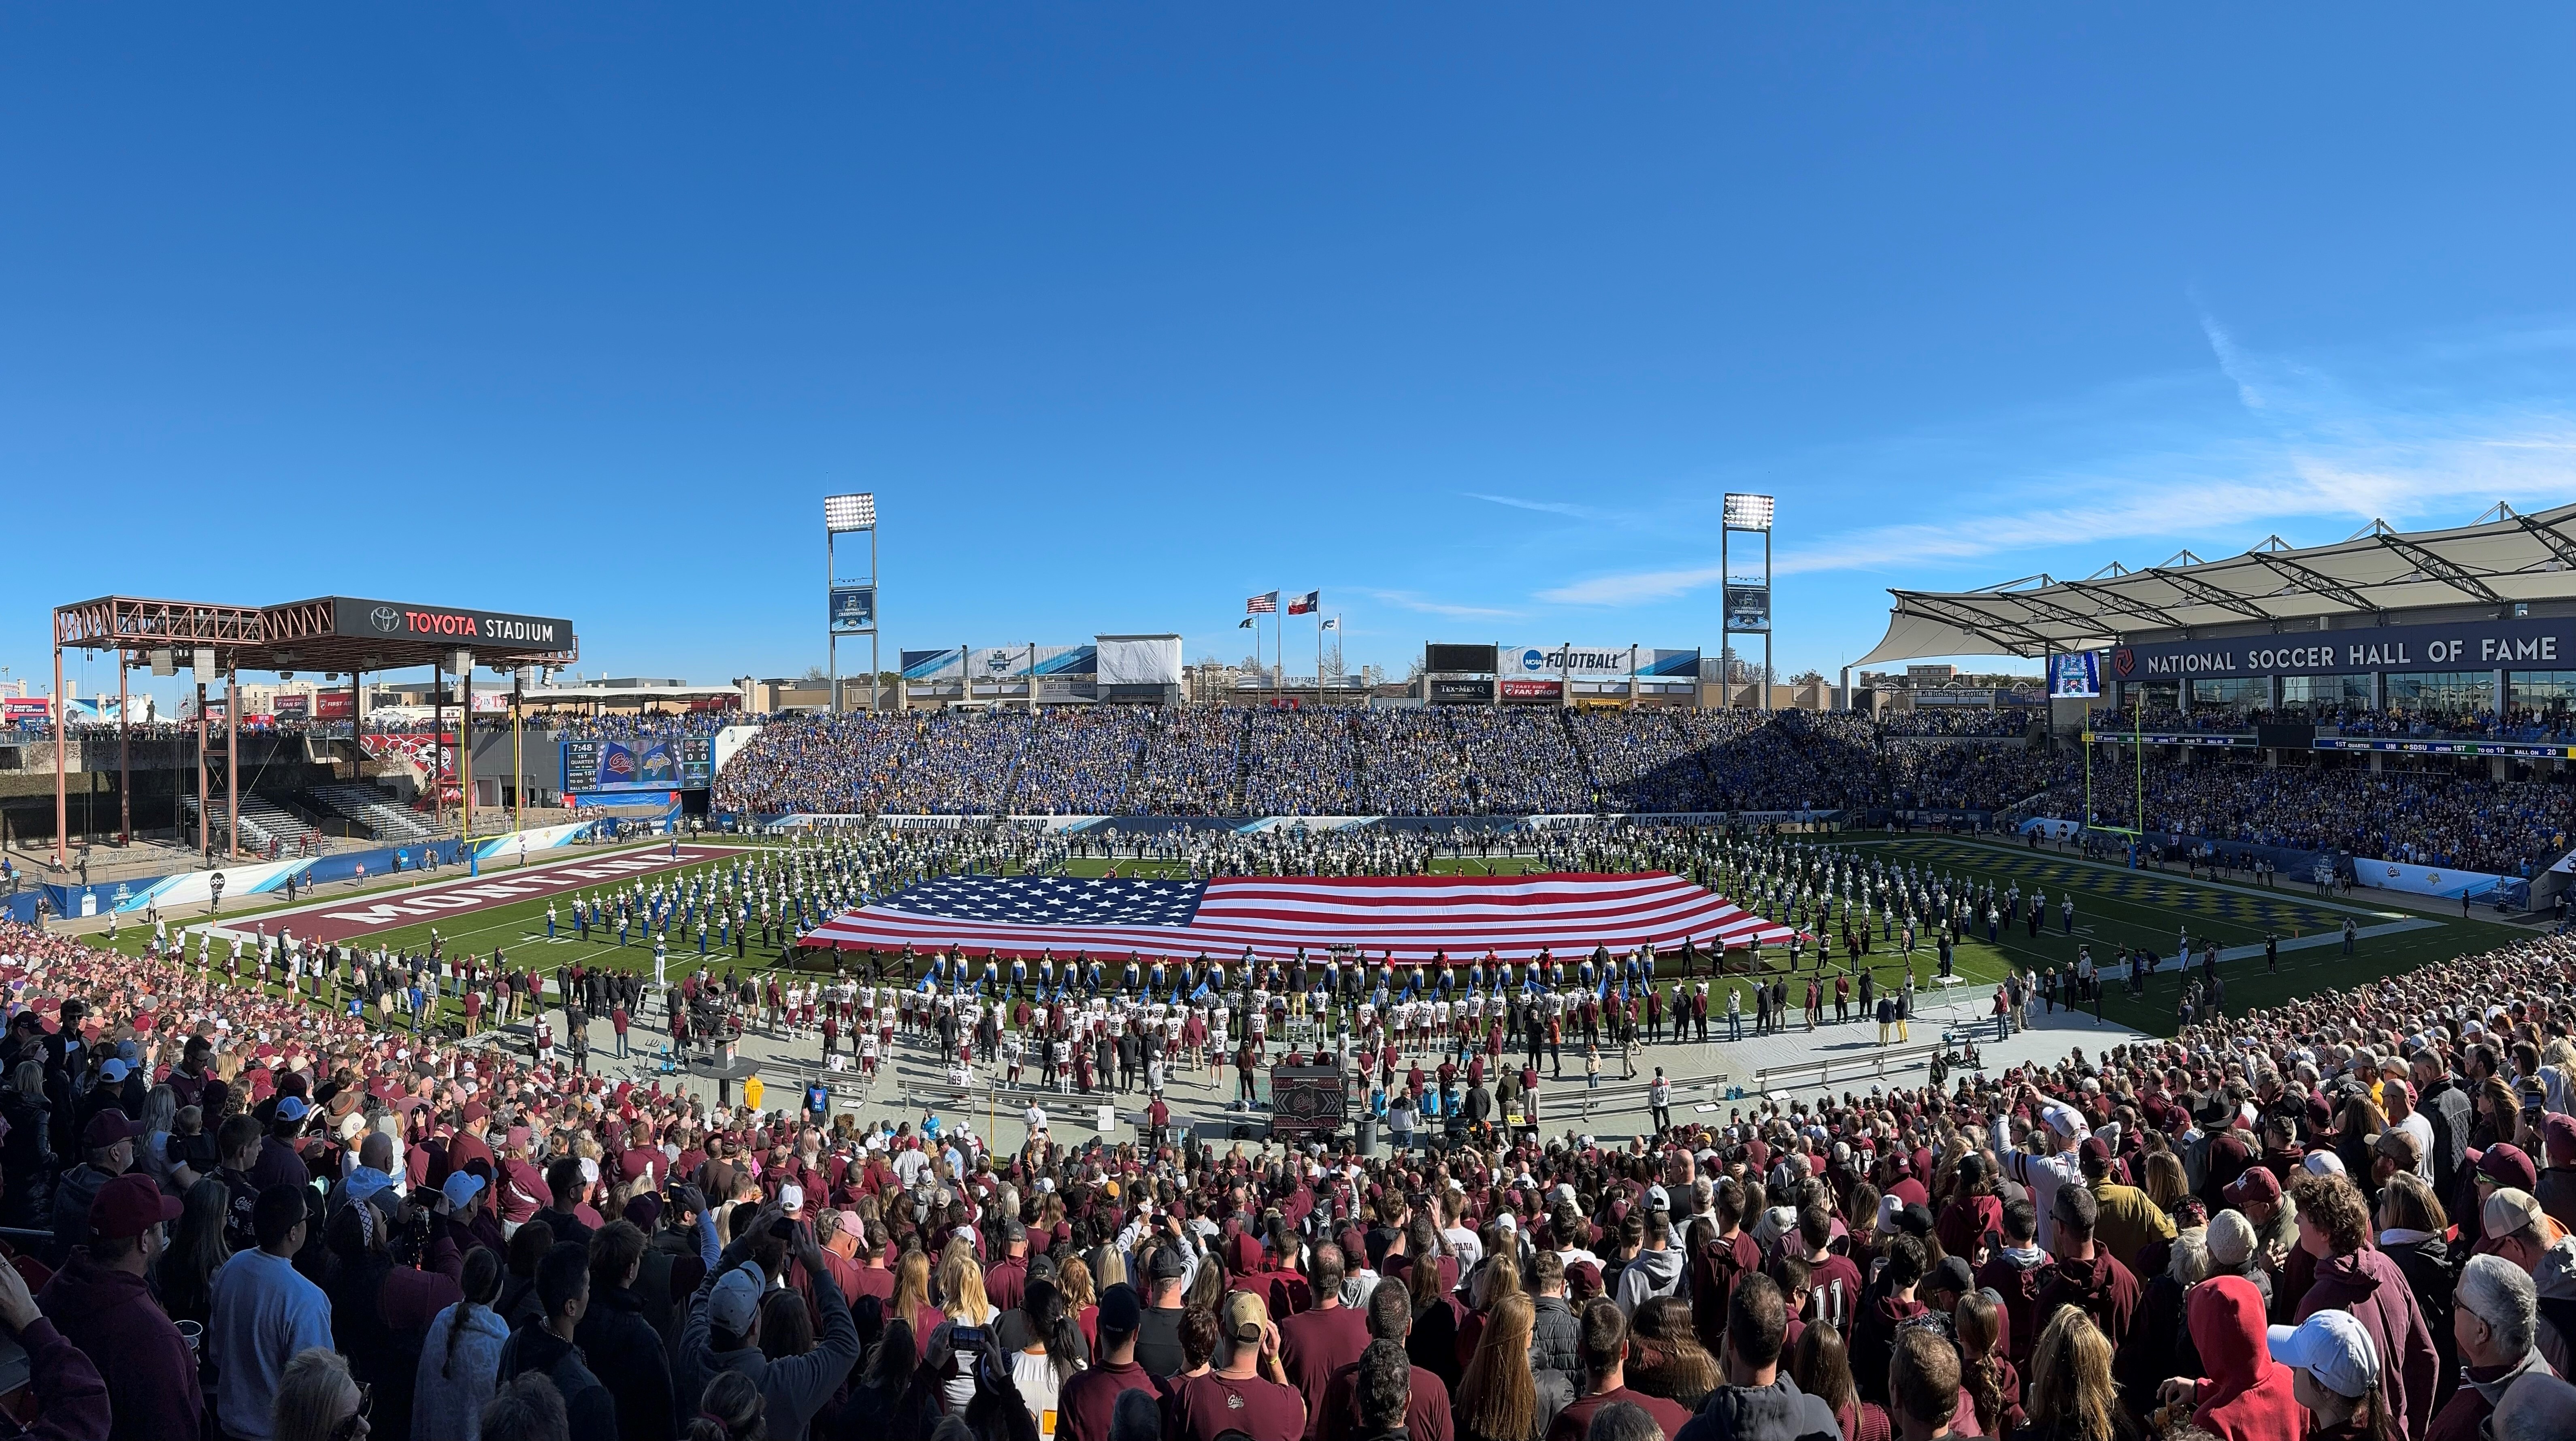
{"left": 2268, "top": 1310, "right": 2379, "bottom": 1400}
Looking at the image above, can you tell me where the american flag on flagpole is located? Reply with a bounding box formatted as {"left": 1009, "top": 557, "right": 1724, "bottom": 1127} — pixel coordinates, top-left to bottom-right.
{"left": 802, "top": 872, "right": 1793, "bottom": 963}
{"left": 1247, "top": 590, "right": 1279, "bottom": 614}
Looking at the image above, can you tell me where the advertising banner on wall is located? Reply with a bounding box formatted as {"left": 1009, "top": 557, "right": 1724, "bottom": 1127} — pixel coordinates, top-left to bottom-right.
{"left": 2105, "top": 614, "right": 2576, "bottom": 683}
{"left": 967, "top": 645, "right": 1098, "bottom": 680}
{"left": 316, "top": 691, "right": 353, "bottom": 720}
{"left": 1430, "top": 679, "right": 1494, "bottom": 704}
{"left": 362, "top": 733, "right": 456, "bottom": 781}
{"left": 327, "top": 597, "right": 574, "bottom": 652}
{"left": 1503, "top": 646, "right": 1699, "bottom": 682}
{"left": 1499, "top": 679, "right": 1562, "bottom": 701}
{"left": 901, "top": 648, "right": 966, "bottom": 681}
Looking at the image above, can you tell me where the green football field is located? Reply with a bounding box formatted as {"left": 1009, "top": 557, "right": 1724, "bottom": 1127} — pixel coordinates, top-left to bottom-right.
{"left": 1811, "top": 833, "right": 2527, "bottom": 1032}
{"left": 69, "top": 831, "right": 2528, "bottom": 1038}
{"left": 79, "top": 844, "right": 817, "bottom": 1029}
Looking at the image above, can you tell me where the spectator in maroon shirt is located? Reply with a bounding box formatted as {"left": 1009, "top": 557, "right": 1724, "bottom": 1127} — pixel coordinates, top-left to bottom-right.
{"left": 1060, "top": 1282, "right": 1156, "bottom": 1441}
{"left": 1280, "top": 1245, "right": 1369, "bottom": 1441}
{"left": 1323, "top": 1281, "right": 1454, "bottom": 1441}
{"left": 2031, "top": 1185, "right": 2140, "bottom": 1354}
{"left": 986, "top": 1217, "right": 1030, "bottom": 1316}
{"left": 1172, "top": 1290, "right": 1306, "bottom": 1441}
{"left": 1545, "top": 1299, "right": 1690, "bottom": 1441}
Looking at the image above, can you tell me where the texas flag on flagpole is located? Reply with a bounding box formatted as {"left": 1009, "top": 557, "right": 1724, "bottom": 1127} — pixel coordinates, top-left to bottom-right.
{"left": 1247, "top": 591, "right": 1279, "bottom": 614}
{"left": 1287, "top": 590, "right": 1320, "bottom": 615}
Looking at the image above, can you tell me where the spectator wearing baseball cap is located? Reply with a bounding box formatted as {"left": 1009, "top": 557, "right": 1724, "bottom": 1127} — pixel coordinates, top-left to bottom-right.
{"left": 1060, "top": 1282, "right": 1156, "bottom": 1441}
{"left": 2270, "top": 1308, "right": 2389, "bottom": 1438}
{"left": 2080, "top": 1135, "right": 2176, "bottom": 1280}
{"left": 247, "top": 1092, "right": 313, "bottom": 1198}
{"left": 1135, "top": 1238, "right": 1194, "bottom": 1378}
{"left": 211, "top": 1184, "right": 336, "bottom": 1441}
{"left": 48, "top": 1107, "right": 141, "bottom": 1263}
{"left": 1170, "top": 1290, "right": 1305, "bottom": 1441}
{"left": 36, "top": 1171, "right": 197, "bottom": 1441}
{"left": 987, "top": 1215, "right": 1031, "bottom": 1317}
{"left": 674, "top": 1206, "right": 861, "bottom": 1441}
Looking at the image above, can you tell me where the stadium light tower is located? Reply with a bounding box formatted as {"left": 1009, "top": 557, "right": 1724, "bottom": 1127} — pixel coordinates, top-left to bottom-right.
{"left": 1720, "top": 493, "right": 1775, "bottom": 713}
{"left": 824, "top": 493, "right": 879, "bottom": 715}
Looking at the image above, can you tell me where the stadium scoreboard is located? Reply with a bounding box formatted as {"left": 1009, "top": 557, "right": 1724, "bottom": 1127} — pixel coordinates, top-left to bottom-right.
{"left": 563, "top": 735, "right": 712, "bottom": 793}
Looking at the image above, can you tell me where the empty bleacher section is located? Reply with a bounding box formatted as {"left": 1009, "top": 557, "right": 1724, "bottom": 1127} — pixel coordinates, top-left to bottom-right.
{"left": 180, "top": 794, "right": 322, "bottom": 857}
{"left": 312, "top": 783, "right": 446, "bottom": 843}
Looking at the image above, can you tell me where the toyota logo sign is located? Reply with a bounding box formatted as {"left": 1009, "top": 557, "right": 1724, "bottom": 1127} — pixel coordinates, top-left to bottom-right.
{"left": 370, "top": 606, "right": 404, "bottom": 634}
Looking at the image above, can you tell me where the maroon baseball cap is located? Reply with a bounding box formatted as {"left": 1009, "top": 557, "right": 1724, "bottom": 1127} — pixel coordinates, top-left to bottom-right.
{"left": 90, "top": 1172, "right": 183, "bottom": 1241}
{"left": 2223, "top": 1167, "right": 2281, "bottom": 1205}
{"left": 2476, "top": 1143, "right": 2538, "bottom": 1192}
{"left": 83, "top": 1109, "right": 143, "bottom": 1149}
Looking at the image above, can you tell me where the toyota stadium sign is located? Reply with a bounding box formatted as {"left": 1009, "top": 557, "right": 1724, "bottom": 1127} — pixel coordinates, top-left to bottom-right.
{"left": 329, "top": 597, "right": 575, "bottom": 651}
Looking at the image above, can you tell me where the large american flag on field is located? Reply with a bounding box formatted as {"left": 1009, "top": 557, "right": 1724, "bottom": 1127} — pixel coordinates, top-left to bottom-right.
{"left": 803, "top": 872, "right": 1793, "bottom": 963}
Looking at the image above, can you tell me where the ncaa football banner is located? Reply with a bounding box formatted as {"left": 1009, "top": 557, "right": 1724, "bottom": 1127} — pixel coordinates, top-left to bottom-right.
{"left": 1501, "top": 645, "right": 1697, "bottom": 681}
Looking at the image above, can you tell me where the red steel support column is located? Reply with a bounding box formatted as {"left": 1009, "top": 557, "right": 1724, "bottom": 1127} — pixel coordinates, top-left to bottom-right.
{"left": 226, "top": 661, "right": 240, "bottom": 859}
{"left": 196, "top": 681, "right": 208, "bottom": 857}
{"left": 51, "top": 644, "right": 66, "bottom": 869}
{"left": 118, "top": 657, "right": 131, "bottom": 845}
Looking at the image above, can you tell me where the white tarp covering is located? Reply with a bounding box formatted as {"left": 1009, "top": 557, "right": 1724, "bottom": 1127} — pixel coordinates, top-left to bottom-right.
{"left": 2363, "top": 858, "right": 2508, "bottom": 899}
{"left": 1096, "top": 634, "right": 1182, "bottom": 686}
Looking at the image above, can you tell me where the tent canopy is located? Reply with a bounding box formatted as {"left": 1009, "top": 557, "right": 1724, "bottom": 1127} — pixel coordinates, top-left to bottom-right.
{"left": 1854, "top": 503, "right": 2576, "bottom": 665}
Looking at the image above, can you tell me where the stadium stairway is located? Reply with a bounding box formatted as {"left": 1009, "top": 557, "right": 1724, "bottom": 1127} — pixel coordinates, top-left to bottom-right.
{"left": 1560, "top": 708, "right": 1607, "bottom": 812}
{"left": 1226, "top": 708, "right": 1252, "bottom": 816}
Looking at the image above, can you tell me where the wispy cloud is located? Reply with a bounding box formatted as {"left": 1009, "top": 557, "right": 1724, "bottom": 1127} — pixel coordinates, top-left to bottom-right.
{"left": 1362, "top": 588, "right": 1522, "bottom": 619}
{"left": 1538, "top": 567, "right": 1728, "bottom": 606}
{"left": 1537, "top": 315, "right": 2576, "bottom": 604}
{"left": 1464, "top": 492, "right": 1622, "bottom": 521}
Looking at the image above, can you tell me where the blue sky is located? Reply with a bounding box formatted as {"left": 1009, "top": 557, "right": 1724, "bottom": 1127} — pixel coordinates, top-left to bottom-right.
{"left": 6, "top": 7, "right": 2575, "bottom": 706}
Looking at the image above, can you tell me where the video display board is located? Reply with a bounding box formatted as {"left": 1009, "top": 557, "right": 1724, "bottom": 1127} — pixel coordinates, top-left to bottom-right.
{"left": 564, "top": 736, "right": 712, "bottom": 792}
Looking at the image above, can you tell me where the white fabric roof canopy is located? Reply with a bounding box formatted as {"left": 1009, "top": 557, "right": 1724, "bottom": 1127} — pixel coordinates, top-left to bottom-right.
{"left": 1854, "top": 503, "right": 2576, "bottom": 665}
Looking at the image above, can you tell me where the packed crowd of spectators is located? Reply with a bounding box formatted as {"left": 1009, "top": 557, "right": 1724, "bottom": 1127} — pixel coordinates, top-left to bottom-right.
{"left": 717, "top": 708, "right": 1978, "bottom": 821}
{"left": 1876, "top": 709, "right": 2042, "bottom": 738}
{"left": 14, "top": 833, "right": 2576, "bottom": 1441}
{"left": 2083, "top": 705, "right": 2576, "bottom": 744}
{"left": 2024, "top": 762, "right": 2576, "bottom": 877}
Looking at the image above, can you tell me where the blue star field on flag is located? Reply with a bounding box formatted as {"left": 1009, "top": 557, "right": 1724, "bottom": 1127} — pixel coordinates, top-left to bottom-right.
{"left": 887, "top": 875, "right": 1207, "bottom": 927}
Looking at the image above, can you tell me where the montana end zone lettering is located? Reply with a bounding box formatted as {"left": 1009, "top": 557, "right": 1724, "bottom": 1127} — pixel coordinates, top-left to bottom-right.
{"left": 243, "top": 844, "right": 733, "bottom": 942}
